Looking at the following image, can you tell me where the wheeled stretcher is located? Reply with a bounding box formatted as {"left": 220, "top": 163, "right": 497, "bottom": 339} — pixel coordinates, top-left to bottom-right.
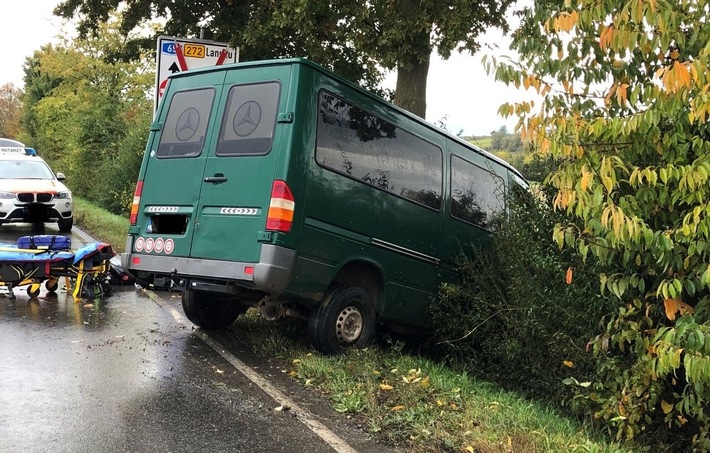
{"left": 0, "top": 240, "right": 114, "bottom": 300}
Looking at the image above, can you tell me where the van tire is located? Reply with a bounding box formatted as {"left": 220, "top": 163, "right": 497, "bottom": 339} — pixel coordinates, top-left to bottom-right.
{"left": 182, "top": 289, "right": 243, "bottom": 329}
{"left": 308, "top": 285, "right": 376, "bottom": 355}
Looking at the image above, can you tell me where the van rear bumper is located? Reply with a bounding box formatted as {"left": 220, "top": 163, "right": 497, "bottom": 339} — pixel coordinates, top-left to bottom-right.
{"left": 121, "top": 243, "right": 295, "bottom": 295}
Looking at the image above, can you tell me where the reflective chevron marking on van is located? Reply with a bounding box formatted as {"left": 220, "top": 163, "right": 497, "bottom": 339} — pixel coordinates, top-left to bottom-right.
{"left": 147, "top": 206, "right": 178, "bottom": 213}
{"left": 219, "top": 207, "right": 259, "bottom": 215}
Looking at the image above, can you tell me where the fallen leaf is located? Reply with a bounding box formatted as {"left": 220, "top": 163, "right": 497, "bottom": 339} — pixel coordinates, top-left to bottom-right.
{"left": 661, "top": 400, "right": 673, "bottom": 414}
{"left": 292, "top": 359, "right": 301, "bottom": 364}
{"left": 464, "top": 446, "right": 474, "bottom": 453}
{"left": 563, "top": 360, "right": 574, "bottom": 368}
{"left": 380, "top": 384, "right": 393, "bottom": 391}
{"left": 391, "top": 405, "right": 405, "bottom": 411}
{"left": 216, "top": 368, "right": 224, "bottom": 374}
{"left": 566, "top": 267, "right": 573, "bottom": 284}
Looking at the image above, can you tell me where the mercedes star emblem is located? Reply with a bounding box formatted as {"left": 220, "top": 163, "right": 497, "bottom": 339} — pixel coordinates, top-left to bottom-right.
{"left": 233, "top": 101, "right": 262, "bottom": 137}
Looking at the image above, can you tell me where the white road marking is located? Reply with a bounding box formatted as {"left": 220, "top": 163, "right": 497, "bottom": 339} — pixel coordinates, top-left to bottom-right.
{"left": 146, "top": 290, "right": 359, "bottom": 453}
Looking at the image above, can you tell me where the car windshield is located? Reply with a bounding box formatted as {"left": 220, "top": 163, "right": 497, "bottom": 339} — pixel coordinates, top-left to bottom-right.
{"left": 0, "top": 160, "right": 55, "bottom": 179}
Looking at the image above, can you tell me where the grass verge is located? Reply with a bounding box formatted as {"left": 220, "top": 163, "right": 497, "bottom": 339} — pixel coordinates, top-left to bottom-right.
{"left": 233, "top": 311, "right": 633, "bottom": 453}
{"left": 73, "top": 198, "right": 632, "bottom": 452}
{"left": 73, "top": 197, "right": 129, "bottom": 252}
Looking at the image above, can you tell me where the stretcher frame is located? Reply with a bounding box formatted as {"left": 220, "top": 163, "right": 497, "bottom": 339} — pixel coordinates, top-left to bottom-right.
{"left": 0, "top": 242, "right": 114, "bottom": 301}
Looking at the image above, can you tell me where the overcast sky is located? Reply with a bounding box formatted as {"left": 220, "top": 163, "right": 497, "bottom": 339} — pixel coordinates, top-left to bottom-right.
{"left": 1, "top": 0, "right": 525, "bottom": 137}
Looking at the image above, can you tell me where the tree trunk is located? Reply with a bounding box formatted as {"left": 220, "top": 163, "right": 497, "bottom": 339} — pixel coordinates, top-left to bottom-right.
{"left": 394, "top": 51, "right": 430, "bottom": 119}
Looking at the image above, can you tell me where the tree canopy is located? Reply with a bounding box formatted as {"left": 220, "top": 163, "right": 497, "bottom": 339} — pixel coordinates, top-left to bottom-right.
{"left": 492, "top": 0, "right": 710, "bottom": 448}
{"left": 54, "top": 0, "right": 514, "bottom": 117}
{"left": 0, "top": 84, "right": 22, "bottom": 139}
{"left": 22, "top": 16, "right": 153, "bottom": 214}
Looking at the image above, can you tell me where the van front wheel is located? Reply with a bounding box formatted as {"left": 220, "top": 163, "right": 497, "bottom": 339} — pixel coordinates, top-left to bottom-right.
{"left": 308, "top": 285, "right": 376, "bottom": 355}
{"left": 182, "top": 289, "right": 243, "bottom": 329}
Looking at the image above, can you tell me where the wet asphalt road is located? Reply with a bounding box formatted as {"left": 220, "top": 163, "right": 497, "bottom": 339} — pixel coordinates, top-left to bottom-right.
{"left": 0, "top": 224, "right": 396, "bottom": 453}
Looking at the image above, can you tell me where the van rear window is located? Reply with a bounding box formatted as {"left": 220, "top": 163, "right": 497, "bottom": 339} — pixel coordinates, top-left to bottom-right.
{"left": 157, "top": 88, "right": 215, "bottom": 158}
{"left": 316, "top": 91, "right": 442, "bottom": 210}
{"left": 216, "top": 82, "right": 280, "bottom": 156}
{"left": 450, "top": 155, "right": 505, "bottom": 230}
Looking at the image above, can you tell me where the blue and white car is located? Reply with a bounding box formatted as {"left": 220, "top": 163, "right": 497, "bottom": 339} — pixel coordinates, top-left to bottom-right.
{"left": 0, "top": 139, "right": 73, "bottom": 232}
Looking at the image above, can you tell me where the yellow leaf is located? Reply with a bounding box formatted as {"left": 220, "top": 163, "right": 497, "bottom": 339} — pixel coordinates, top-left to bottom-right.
{"left": 380, "top": 384, "right": 394, "bottom": 391}
{"left": 292, "top": 359, "right": 301, "bottom": 364}
{"left": 661, "top": 400, "right": 673, "bottom": 414}
{"left": 391, "top": 405, "right": 405, "bottom": 411}
{"left": 419, "top": 376, "right": 431, "bottom": 388}
{"left": 580, "top": 169, "right": 592, "bottom": 191}
{"left": 563, "top": 360, "right": 574, "bottom": 368}
{"left": 464, "top": 447, "right": 474, "bottom": 453}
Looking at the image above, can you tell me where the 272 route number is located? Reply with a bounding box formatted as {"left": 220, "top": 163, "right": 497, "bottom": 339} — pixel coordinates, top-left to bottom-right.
{"left": 183, "top": 44, "right": 205, "bottom": 58}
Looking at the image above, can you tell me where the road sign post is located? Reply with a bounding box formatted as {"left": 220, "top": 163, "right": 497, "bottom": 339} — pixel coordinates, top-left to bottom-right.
{"left": 155, "top": 35, "right": 239, "bottom": 113}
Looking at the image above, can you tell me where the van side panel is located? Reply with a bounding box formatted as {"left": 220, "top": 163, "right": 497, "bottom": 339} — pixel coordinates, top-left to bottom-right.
{"left": 288, "top": 70, "right": 445, "bottom": 328}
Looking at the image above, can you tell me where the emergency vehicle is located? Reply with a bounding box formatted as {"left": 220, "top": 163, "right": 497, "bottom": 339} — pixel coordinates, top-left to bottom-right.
{"left": 0, "top": 139, "right": 73, "bottom": 232}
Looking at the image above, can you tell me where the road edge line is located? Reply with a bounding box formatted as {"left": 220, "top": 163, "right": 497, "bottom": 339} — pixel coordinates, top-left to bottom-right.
{"left": 143, "top": 288, "right": 359, "bottom": 453}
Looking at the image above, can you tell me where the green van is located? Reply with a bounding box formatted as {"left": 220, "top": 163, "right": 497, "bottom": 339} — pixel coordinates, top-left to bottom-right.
{"left": 121, "top": 58, "right": 526, "bottom": 354}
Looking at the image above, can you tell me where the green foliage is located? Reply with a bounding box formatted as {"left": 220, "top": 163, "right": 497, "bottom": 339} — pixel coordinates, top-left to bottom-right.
{"left": 56, "top": 0, "right": 514, "bottom": 117}
{"left": 431, "top": 187, "right": 615, "bottom": 403}
{"left": 489, "top": 0, "right": 710, "bottom": 449}
{"left": 21, "top": 16, "right": 152, "bottom": 216}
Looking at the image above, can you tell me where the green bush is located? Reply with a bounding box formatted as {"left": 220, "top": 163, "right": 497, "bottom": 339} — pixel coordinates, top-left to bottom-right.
{"left": 430, "top": 185, "right": 616, "bottom": 403}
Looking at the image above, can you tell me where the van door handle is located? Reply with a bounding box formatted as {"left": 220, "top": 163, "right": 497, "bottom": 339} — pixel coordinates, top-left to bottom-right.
{"left": 204, "top": 174, "right": 228, "bottom": 184}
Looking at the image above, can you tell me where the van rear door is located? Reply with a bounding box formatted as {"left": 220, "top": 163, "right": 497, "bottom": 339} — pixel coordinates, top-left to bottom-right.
{"left": 188, "top": 67, "right": 290, "bottom": 263}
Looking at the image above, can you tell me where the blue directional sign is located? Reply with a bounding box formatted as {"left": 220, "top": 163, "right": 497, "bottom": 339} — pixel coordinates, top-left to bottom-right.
{"left": 161, "top": 41, "right": 176, "bottom": 55}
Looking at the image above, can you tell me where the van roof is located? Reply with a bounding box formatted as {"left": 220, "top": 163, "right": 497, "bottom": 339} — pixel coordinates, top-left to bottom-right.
{"left": 169, "top": 58, "right": 526, "bottom": 182}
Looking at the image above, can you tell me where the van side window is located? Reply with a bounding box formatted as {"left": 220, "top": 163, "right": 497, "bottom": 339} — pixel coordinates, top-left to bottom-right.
{"left": 157, "top": 88, "right": 215, "bottom": 158}
{"left": 315, "top": 91, "right": 442, "bottom": 209}
{"left": 450, "top": 155, "right": 505, "bottom": 230}
{"left": 216, "top": 82, "right": 280, "bottom": 156}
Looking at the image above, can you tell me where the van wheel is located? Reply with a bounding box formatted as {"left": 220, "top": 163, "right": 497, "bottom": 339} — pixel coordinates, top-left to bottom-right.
{"left": 182, "top": 289, "right": 244, "bottom": 329}
{"left": 308, "top": 285, "right": 376, "bottom": 355}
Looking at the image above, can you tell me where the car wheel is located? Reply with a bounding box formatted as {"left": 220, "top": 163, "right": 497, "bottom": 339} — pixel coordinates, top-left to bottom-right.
{"left": 58, "top": 218, "right": 73, "bottom": 232}
{"left": 308, "top": 285, "right": 377, "bottom": 355}
{"left": 182, "top": 289, "right": 244, "bottom": 329}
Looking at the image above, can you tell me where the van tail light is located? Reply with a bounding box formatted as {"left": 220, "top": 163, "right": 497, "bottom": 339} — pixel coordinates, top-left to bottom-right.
{"left": 266, "top": 180, "right": 294, "bottom": 233}
{"left": 129, "top": 180, "right": 143, "bottom": 225}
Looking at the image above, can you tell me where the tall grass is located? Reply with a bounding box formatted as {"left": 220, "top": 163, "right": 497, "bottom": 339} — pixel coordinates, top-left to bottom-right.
{"left": 73, "top": 197, "right": 129, "bottom": 252}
